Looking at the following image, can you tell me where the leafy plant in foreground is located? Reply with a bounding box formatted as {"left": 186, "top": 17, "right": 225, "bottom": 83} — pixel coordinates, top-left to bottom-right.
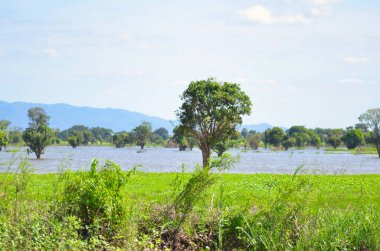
{"left": 55, "top": 159, "right": 136, "bottom": 242}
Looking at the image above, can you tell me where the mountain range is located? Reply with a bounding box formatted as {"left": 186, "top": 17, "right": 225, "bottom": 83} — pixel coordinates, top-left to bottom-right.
{"left": 0, "top": 101, "right": 277, "bottom": 133}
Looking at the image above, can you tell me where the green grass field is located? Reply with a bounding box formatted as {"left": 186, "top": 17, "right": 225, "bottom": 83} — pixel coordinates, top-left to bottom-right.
{"left": 1, "top": 162, "right": 379, "bottom": 250}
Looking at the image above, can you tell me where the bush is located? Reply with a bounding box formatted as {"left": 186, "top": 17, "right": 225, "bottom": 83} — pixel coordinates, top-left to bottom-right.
{"left": 55, "top": 159, "right": 135, "bottom": 242}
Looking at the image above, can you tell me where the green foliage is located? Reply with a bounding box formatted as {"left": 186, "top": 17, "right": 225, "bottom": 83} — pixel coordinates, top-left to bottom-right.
{"left": 308, "top": 130, "right": 321, "bottom": 148}
{"left": 22, "top": 107, "right": 52, "bottom": 159}
{"left": 131, "top": 122, "right": 152, "bottom": 149}
{"left": 67, "top": 134, "right": 80, "bottom": 148}
{"left": 0, "top": 120, "right": 10, "bottom": 131}
{"left": 293, "top": 132, "right": 310, "bottom": 148}
{"left": 342, "top": 129, "right": 365, "bottom": 149}
{"left": 112, "top": 131, "right": 129, "bottom": 148}
{"left": 55, "top": 159, "right": 135, "bottom": 241}
{"left": 266, "top": 127, "right": 285, "bottom": 147}
{"left": 359, "top": 108, "right": 380, "bottom": 157}
{"left": 8, "top": 127, "right": 23, "bottom": 145}
{"left": 328, "top": 135, "right": 342, "bottom": 149}
{"left": 248, "top": 134, "right": 261, "bottom": 150}
{"left": 212, "top": 130, "right": 240, "bottom": 156}
{"left": 0, "top": 120, "right": 10, "bottom": 151}
{"left": 172, "top": 125, "right": 191, "bottom": 151}
{"left": 282, "top": 136, "right": 296, "bottom": 150}
{"left": 177, "top": 78, "right": 252, "bottom": 166}
{"left": 0, "top": 130, "right": 9, "bottom": 151}
{"left": 154, "top": 127, "right": 169, "bottom": 140}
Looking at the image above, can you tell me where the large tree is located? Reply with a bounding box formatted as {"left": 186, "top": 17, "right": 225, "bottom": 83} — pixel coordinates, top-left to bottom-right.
{"left": 22, "top": 107, "right": 52, "bottom": 159}
{"left": 359, "top": 108, "right": 380, "bottom": 157}
{"left": 177, "top": 78, "right": 252, "bottom": 167}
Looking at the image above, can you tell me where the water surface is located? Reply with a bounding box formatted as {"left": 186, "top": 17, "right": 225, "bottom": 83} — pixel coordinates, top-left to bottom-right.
{"left": 0, "top": 146, "right": 379, "bottom": 174}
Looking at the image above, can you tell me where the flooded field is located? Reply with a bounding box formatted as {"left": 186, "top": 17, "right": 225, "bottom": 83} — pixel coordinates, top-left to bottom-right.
{"left": 0, "top": 146, "right": 379, "bottom": 174}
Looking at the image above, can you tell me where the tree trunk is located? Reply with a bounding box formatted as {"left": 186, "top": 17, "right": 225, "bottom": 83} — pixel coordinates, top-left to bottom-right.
{"left": 201, "top": 144, "right": 211, "bottom": 168}
{"left": 36, "top": 152, "right": 41, "bottom": 159}
{"left": 140, "top": 144, "right": 144, "bottom": 150}
{"left": 0, "top": 146, "right": 2, "bottom": 151}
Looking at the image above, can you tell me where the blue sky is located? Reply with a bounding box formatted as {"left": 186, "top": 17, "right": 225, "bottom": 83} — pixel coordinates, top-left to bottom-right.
{"left": 0, "top": 0, "right": 379, "bottom": 128}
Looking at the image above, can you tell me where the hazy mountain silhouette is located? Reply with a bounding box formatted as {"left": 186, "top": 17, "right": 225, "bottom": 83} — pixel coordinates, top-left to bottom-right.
{"left": 0, "top": 100, "right": 279, "bottom": 133}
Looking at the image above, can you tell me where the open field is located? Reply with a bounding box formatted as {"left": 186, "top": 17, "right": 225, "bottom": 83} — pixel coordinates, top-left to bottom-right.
{"left": 1, "top": 162, "right": 379, "bottom": 250}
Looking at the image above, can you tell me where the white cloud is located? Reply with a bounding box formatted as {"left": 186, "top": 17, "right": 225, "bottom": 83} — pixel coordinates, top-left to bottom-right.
{"left": 43, "top": 48, "right": 60, "bottom": 59}
{"left": 338, "top": 79, "right": 365, "bottom": 85}
{"left": 310, "top": 6, "right": 332, "bottom": 16}
{"left": 344, "top": 56, "right": 370, "bottom": 64}
{"left": 237, "top": 5, "right": 311, "bottom": 25}
{"left": 305, "top": 0, "right": 341, "bottom": 17}
{"left": 304, "top": 0, "right": 340, "bottom": 5}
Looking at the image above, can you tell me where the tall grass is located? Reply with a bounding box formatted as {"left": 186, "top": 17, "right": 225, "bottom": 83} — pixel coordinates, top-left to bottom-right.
{"left": 0, "top": 156, "right": 379, "bottom": 250}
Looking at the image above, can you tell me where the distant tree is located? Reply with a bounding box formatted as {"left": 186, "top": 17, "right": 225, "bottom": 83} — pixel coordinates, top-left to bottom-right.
{"left": 176, "top": 78, "right": 252, "bottom": 167}
{"left": 359, "top": 108, "right": 380, "bottom": 157}
{"left": 267, "top": 127, "right": 285, "bottom": 147}
{"left": 308, "top": 131, "right": 322, "bottom": 149}
{"left": 0, "top": 120, "right": 11, "bottom": 131}
{"left": 342, "top": 129, "right": 365, "bottom": 149}
{"left": 241, "top": 128, "right": 248, "bottom": 139}
{"left": 248, "top": 133, "right": 262, "bottom": 150}
{"left": 112, "top": 131, "right": 129, "bottom": 148}
{"left": 287, "top": 125, "right": 308, "bottom": 136}
{"left": 293, "top": 132, "right": 310, "bottom": 148}
{"left": 153, "top": 127, "right": 169, "bottom": 140}
{"left": 0, "top": 120, "right": 10, "bottom": 151}
{"left": 9, "top": 127, "right": 23, "bottom": 144}
{"left": 68, "top": 134, "right": 80, "bottom": 148}
{"left": 0, "top": 130, "right": 9, "bottom": 151}
{"left": 131, "top": 122, "right": 152, "bottom": 149}
{"left": 263, "top": 129, "right": 271, "bottom": 149}
{"left": 282, "top": 136, "right": 296, "bottom": 150}
{"left": 212, "top": 130, "right": 240, "bottom": 156}
{"left": 327, "top": 135, "right": 342, "bottom": 149}
{"left": 82, "top": 130, "right": 93, "bottom": 145}
{"left": 90, "top": 127, "right": 113, "bottom": 144}
{"left": 22, "top": 107, "right": 52, "bottom": 159}
{"left": 172, "top": 125, "right": 189, "bottom": 151}
{"left": 355, "top": 123, "right": 369, "bottom": 133}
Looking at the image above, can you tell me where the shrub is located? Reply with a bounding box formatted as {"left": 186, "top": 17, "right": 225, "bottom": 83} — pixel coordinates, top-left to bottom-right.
{"left": 55, "top": 159, "right": 135, "bottom": 242}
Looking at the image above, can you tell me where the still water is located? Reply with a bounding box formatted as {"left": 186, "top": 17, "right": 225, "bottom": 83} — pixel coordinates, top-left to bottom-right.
{"left": 0, "top": 146, "right": 379, "bottom": 174}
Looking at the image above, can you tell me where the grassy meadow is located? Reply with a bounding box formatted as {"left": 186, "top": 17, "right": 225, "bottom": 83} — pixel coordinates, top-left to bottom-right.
{"left": 0, "top": 157, "right": 379, "bottom": 250}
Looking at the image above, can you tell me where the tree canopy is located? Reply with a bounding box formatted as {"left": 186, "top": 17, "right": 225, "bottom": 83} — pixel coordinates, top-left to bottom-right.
{"left": 176, "top": 78, "right": 252, "bottom": 167}
{"left": 22, "top": 107, "right": 52, "bottom": 159}
{"left": 359, "top": 108, "right": 380, "bottom": 157}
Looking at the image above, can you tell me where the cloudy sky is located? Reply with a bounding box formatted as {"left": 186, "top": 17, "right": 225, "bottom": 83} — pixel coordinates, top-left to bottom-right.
{"left": 0, "top": 0, "right": 379, "bottom": 128}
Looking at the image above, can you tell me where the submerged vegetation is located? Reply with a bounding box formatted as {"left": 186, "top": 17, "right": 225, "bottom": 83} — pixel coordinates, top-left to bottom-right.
{"left": 0, "top": 157, "right": 379, "bottom": 250}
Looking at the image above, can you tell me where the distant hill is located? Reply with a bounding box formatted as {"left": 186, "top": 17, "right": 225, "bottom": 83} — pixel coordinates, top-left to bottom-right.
{"left": 0, "top": 101, "right": 174, "bottom": 132}
{"left": 0, "top": 100, "right": 282, "bottom": 133}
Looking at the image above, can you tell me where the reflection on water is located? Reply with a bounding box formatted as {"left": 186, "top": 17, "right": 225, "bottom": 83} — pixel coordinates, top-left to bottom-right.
{"left": 0, "top": 146, "right": 379, "bottom": 174}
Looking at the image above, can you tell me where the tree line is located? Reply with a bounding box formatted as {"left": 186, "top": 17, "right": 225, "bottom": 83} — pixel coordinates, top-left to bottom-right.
{"left": 1, "top": 79, "right": 379, "bottom": 160}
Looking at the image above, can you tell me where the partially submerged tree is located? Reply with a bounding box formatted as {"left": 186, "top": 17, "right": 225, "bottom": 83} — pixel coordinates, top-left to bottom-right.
{"left": 342, "top": 129, "right": 365, "bottom": 149}
{"left": 131, "top": 122, "right": 152, "bottom": 149}
{"left": 112, "top": 131, "right": 129, "bottom": 148}
{"left": 267, "top": 127, "right": 285, "bottom": 147}
{"left": 22, "top": 107, "right": 52, "bottom": 159}
{"left": 359, "top": 108, "right": 380, "bottom": 157}
{"left": 177, "top": 78, "right": 252, "bottom": 167}
{"left": 0, "top": 120, "right": 10, "bottom": 151}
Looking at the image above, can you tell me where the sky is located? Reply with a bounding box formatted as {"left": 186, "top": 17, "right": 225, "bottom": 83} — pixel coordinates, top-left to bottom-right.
{"left": 0, "top": 0, "right": 379, "bottom": 128}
